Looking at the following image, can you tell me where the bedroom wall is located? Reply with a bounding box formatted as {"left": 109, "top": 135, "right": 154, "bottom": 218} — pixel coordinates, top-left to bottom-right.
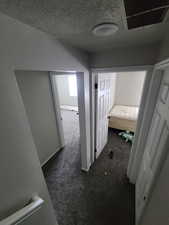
{"left": 115, "top": 71, "right": 146, "bottom": 107}
{"left": 0, "top": 12, "right": 90, "bottom": 225}
{"left": 15, "top": 70, "right": 60, "bottom": 165}
{"left": 55, "top": 75, "right": 78, "bottom": 106}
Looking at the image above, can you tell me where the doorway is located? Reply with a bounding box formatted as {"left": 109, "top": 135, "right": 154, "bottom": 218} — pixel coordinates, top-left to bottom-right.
{"left": 50, "top": 71, "right": 90, "bottom": 170}
{"left": 51, "top": 73, "right": 80, "bottom": 155}
{"left": 91, "top": 65, "right": 167, "bottom": 225}
{"left": 135, "top": 63, "right": 169, "bottom": 224}
{"left": 93, "top": 71, "right": 147, "bottom": 162}
{"left": 89, "top": 70, "right": 147, "bottom": 225}
{"left": 43, "top": 72, "right": 136, "bottom": 225}
{"left": 15, "top": 70, "right": 90, "bottom": 172}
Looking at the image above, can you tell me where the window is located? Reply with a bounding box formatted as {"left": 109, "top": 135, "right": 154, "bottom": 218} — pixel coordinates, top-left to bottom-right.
{"left": 68, "top": 75, "right": 77, "bottom": 97}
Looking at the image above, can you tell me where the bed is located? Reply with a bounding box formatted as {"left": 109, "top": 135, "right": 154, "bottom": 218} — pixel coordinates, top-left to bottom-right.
{"left": 108, "top": 105, "right": 139, "bottom": 132}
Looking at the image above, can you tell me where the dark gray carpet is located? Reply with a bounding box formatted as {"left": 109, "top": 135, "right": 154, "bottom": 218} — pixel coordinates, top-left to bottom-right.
{"left": 43, "top": 110, "right": 135, "bottom": 225}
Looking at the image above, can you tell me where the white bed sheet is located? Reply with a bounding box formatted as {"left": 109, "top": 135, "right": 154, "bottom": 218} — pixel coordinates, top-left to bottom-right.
{"left": 109, "top": 105, "right": 139, "bottom": 121}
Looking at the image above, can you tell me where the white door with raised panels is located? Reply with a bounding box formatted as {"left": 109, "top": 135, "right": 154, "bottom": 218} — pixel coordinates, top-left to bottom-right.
{"left": 95, "top": 74, "right": 111, "bottom": 158}
{"left": 136, "top": 67, "right": 169, "bottom": 223}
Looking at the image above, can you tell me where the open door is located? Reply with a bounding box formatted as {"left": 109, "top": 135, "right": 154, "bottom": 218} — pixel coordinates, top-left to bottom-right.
{"left": 95, "top": 73, "right": 111, "bottom": 158}
{"left": 136, "top": 67, "right": 169, "bottom": 223}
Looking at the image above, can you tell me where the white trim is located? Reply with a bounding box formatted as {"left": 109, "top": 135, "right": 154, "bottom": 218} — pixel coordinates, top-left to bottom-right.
{"left": 128, "top": 60, "right": 169, "bottom": 183}
{"left": 92, "top": 65, "right": 153, "bottom": 73}
{"left": 42, "top": 146, "right": 62, "bottom": 167}
{"left": 127, "top": 69, "right": 163, "bottom": 183}
{"left": 136, "top": 58, "right": 169, "bottom": 224}
{"left": 155, "top": 58, "right": 169, "bottom": 69}
{"left": 77, "top": 72, "right": 91, "bottom": 171}
{"left": 91, "top": 65, "right": 153, "bottom": 182}
{"left": 50, "top": 72, "right": 91, "bottom": 172}
{"left": 81, "top": 167, "right": 90, "bottom": 172}
{"left": 90, "top": 71, "right": 96, "bottom": 164}
{"left": 49, "top": 73, "right": 65, "bottom": 148}
{"left": 50, "top": 71, "right": 76, "bottom": 75}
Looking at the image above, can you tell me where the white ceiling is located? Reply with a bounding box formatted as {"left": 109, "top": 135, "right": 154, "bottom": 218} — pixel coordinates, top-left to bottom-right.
{"left": 0, "top": 0, "right": 168, "bottom": 52}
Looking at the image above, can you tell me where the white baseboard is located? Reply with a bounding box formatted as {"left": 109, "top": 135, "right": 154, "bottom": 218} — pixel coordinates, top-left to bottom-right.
{"left": 42, "top": 146, "right": 90, "bottom": 172}
{"left": 41, "top": 146, "right": 63, "bottom": 167}
{"left": 81, "top": 166, "right": 90, "bottom": 172}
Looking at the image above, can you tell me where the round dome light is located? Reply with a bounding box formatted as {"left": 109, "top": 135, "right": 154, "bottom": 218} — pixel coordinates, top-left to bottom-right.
{"left": 92, "top": 23, "right": 118, "bottom": 37}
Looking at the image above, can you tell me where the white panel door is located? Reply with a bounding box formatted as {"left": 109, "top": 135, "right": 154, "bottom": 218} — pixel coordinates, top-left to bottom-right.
{"left": 95, "top": 74, "right": 111, "bottom": 158}
{"left": 136, "top": 68, "right": 169, "bottom": 223}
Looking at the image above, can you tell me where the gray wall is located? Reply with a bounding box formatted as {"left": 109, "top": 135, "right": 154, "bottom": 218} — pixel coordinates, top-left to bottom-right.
{"left": 16, "top": 70, "right": 60, "bottom": 165}
{"left": 158, "top": 24, "right": 169, "bottom": 62}
{"left": 0, "top": 12, "right": 89, "bottom": 225}
{"left": 115, "top": 71, "right": 146, "bottom": 106}
{"left": 90, "top": 44, "right": 160, "bottom": 68}
{"left": 56, "top": 75, "right": 78, "bottom": 106}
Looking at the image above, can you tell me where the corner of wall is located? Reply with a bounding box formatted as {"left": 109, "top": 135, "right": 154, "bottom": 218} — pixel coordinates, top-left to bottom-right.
{"left": 157, "top": 26, "right": 169, "bottom": 62}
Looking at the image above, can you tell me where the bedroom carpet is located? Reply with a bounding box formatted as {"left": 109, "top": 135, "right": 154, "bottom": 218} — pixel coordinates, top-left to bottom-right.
{"left": 43, "top": 110, "right": 135, "bottom": 225}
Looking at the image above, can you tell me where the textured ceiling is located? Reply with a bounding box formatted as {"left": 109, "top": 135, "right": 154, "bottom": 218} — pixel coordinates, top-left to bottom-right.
{"left": 0, "top": 0, "right": 168, "bottom": 52}
{"left": 59, "top": 23, "right": 168, "bottom": 52}
{"left": 0, "top": 0, "right": 126, "bottom": 35}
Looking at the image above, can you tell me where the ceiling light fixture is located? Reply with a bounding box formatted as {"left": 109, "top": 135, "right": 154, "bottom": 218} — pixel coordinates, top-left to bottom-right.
{"left": 92, "top": 23, "right": 119, "bottom": 37}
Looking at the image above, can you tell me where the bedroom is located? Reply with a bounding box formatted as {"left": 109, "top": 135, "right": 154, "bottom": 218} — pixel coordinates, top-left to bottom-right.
{"left": 94, "top": 71, "right": 146, "bottom": 161}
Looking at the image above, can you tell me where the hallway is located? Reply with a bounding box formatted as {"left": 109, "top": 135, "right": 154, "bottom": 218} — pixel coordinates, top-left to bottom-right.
{"left": 43, "top": 110, "right": 135, "bottom": 225}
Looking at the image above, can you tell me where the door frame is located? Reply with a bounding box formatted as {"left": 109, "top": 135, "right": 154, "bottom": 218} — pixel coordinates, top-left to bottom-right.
{"left": 91, "top": 66, "right": 153, "bottom": 181}
{"left": 136, "top": 59, "right": 169, "bottom": 224}
{"left": 49, "top": 71, "right": 91, "bottom": 172}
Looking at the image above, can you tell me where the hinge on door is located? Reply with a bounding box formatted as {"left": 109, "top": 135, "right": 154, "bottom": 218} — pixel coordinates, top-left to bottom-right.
{"left": 95, "top": 83, "right": 98, "bottom": 89}
{"left": 95, "top": 148, "right": 97, "bottom": 152}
